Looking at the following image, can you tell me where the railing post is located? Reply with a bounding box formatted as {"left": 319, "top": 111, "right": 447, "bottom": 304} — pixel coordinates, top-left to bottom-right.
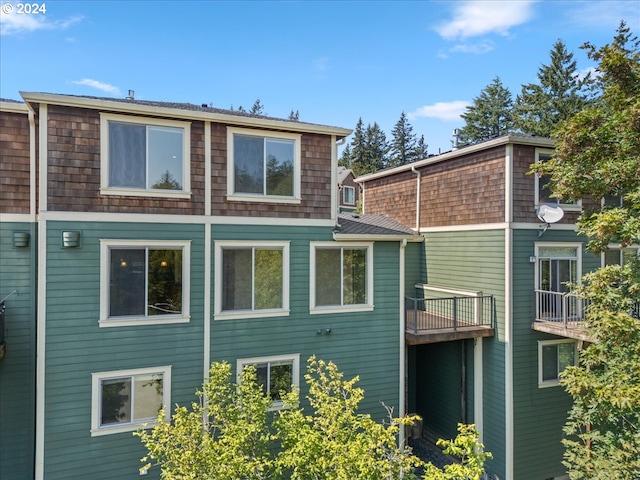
{"left": 562, "top": 294, "right": 568, "bottom": 328}
{"left": 413, "top": 297, "right": 418, "bottom": 334}
{"left": 474, "top": 296, "right": 481, "bottom": 325}
{"left": 453, "top": 296, "right": 457, "bottom": 330}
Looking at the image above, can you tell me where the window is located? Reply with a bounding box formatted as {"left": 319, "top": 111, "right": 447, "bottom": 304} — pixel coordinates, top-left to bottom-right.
{"left": 91, "top": 366, "right": 171, "bottom": 436}
{"left": 343, "top": 186, "right": 355, "bottom": 205}
{"left": 310, "top": 242, "right": 374, "bottom": 313}
{"left": 535, "top": 150, "right": 580, "bottom": 210}
{"left": 214, "top": 241, "right": 290, "bottom": 320}
{"left": 100, "top": 113, "right": 191, "bottom": 197}
{"left": 100, "top": 240, "right": 190, "bottom": 327}
{"left": 604, "top": 246, "right": 639, "bottom": 267}
{"left": 538, "top": 340, "right": 576, "bottom": 387}
{"left": 237, "top": 354, "right": 299, "bottom": 410}
{"left": 227, "top": 127, "right": 301, "bottom": 203}
{"left": 536, "top": 245, "right": 580, "bottom": 293}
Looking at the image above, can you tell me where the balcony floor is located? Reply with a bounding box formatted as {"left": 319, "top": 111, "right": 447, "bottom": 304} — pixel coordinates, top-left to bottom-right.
{"left": 532, "top": 320, "right": 594, "bottom": 342}
{"left": 405, "top": 310, "right": 494, "bottom": 345}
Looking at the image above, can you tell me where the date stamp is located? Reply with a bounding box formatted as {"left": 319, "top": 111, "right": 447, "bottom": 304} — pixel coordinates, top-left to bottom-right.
{"left": 2, "top": 3, "right": 47, "bottom": 14}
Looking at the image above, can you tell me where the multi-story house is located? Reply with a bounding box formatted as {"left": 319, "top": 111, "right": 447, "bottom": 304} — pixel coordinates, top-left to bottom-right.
{"left": 0, "top": 93, "right": 422, "bottom": 480}
{"left": 356, "top": 134, "right": 637, "bottom": 480}
{"left": 337, "top": 166, "right": 359, "bottom": 212}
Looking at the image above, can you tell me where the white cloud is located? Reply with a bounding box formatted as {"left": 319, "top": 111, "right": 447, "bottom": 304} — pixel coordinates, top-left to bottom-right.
{"left": 436, "top": 0, "right": 538, "bottom": 40}
{"left": 449, "top": 40, "right": 495, "bottom": 55}
{"left": 408, "top": 101, "right": 470, "bottom": 122}
{"left": 576, "top": 67, "right": 598, "bottom": 82}
{"left": 562, "top": 1, "right": 640, "bottom": 31}
{"left": 0, "top": 6, "right": 82, "bottom": 36}
{"left": 72, "top": 79, "right": 121, "bottom": 96}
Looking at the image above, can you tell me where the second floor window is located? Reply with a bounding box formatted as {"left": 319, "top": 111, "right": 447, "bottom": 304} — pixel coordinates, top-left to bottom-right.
{"left": 535, "top": 150, "right": 580, "bottom": 209}
{"left": 343, "top": 186, "right": 355, "bottom": 205}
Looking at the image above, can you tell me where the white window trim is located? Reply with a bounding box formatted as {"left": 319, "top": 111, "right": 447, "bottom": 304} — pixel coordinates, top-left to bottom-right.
{"left": 601, "top": 244, "right": 640, "bottom": 267}
{"left": 214, "top": 240, "right": 290, "bottom": 320}
{"left": 534, "top": 148, "right": 581, "bottom": 211}
{"left": 236, "top": 353, "right": 300, "bottom": 411}
{"left": 309, "top": 241, "right": 374, "bottom": 314}
{"left": 226, "top": 126, "right": 301, "bottom": 204}
{"left": 343, "top": 186, "right": 355, "bottom": 205}
{"left": 538, "top": 340, "right": 577, "bottom": 388}
{"left": 99, "top": 239, "right": 191, "bottom": 327}
{"left": 91, "top": 365, "right": 171, "bottom": 436}
{"left": 534, "top": 242, "right": 582, "bottom": 290}
{"left": 100, "top": 113, "right": 191, "bottom": 198}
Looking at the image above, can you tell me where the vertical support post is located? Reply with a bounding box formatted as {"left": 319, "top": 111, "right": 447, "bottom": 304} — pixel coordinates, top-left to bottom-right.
{"left": 453, "top": 296, "right": 458, "bottom": 330}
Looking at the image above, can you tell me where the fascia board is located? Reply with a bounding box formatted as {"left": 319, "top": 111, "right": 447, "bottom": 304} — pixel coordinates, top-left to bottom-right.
{"left": 0, "top": 100, "right": 29, "bottom": 113}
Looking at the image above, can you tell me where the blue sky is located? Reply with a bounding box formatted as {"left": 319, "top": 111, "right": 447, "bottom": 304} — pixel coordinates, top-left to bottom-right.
{"left": 1, "top": 0, "right": 638, "bottom": 153}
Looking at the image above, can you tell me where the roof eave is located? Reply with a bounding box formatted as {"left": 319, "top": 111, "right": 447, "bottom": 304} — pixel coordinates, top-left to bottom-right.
{"left": 332, "top": 233, "right": 424, "bottom": 242}
{"left": 0, "top": 100, "right": 28, "bottom": 113}
{"left": 19, "top": 92, "right": 352, "bottom": 138}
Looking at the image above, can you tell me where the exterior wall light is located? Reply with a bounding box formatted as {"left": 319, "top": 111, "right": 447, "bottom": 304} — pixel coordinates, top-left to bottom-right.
{"left": 13, "top": 232, "right": 30, "bottom": 248}
{"left": 62, "top": 231, "right": 81, "bottom": 248}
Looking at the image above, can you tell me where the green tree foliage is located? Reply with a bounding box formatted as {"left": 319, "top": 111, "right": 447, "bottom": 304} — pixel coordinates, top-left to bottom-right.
{"left": 388, "top": 112, "right": 417, "bottom": 168}
{"left": 515, "top": 40, "right": 593, "bottom": 137}
{"left": 152, "top": 170, "right": 182, "bottom": 190}
{"left": 459, "top": 77, "right": 514, "bottom": 146}
{"left": 414, "top": 134, "right": 429, "bottom": 160}
{"left": 250, "top": 99, "right": 265, "bottom": 115}
{"left": 288, "top": 110, "right": 300, "bottom": 121}
{"left": 531, "top": 22, "right": 640, "bottom": 479}
{"left": 340, "top": 118, "right": 389, "bottom": 176}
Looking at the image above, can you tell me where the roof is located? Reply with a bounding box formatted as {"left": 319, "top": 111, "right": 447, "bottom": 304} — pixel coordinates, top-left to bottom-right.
{"left": 333, "top": 213, "right": 422, "bottom": 241}
{"left": 18, "top": 92, "right": 352, "bottom": 137}
{"left": 355, "top": 134, "right": 554, "bottom": 183}
{"left": 337, "top": 166, "right": 354, "bottom": 184}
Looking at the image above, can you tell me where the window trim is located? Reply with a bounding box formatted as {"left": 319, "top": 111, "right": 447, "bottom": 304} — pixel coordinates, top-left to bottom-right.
{"left": 534, "top": 149, "right": 581, "bottom": 211}
{"left": 99, "top": 239, "right": 191, "bottom": 327}
{"left": 226, "top": 126, "right": 301, "bottom": 204}
{"left": 342, "top": 186, "right": 355, "bottom": 205}
{"left": 538, "top": 340, "right": 577, "bottom": 388}
{"left": 214, "top": 240, "right": 290, "bottom": 320}
{"left": 309, "top": 241, "right": 374, "bottom": 314}
{"left": 91, "top": 365, "right": 171, "bottom": 436}
{"left": 100, "top": 113, "right": 191, "bottom": 198}
{"left": 236, "top": 354, "right": 300, "bottom": 411}
{"left": 602, "top": 244, "right": 640, "bottom": 267}
{"left": 534, "top": 242, "right": 582, "bottom": 290}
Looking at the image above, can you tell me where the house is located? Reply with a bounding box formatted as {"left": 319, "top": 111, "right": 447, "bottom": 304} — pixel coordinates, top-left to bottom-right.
{"left": 356, "top": 134, "right": 637, "bottom": 480}
{"left": 0, "top": 93, "right": 422, "bottom": 480}
{"left": 337, "top": 165, "right": 359, "bottom": 212}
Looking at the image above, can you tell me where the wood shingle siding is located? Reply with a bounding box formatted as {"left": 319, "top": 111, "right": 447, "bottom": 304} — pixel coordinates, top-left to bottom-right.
{"left": 0, "top": 111, "right": 31, "bottom": 214}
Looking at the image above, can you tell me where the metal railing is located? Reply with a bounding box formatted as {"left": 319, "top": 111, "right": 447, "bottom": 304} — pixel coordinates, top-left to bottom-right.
{"left": 405, "top": 294, "right": 494, "bottom": 334}
{"left": 534, "top": 289, "right": 585, "bottom": 328}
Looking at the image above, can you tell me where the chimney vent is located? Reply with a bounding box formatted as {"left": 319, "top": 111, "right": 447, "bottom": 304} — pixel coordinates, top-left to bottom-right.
{"left": 126, "top": 90, "right": 135, "bottom": 101}
{"left": 452, "top": 128, "right": 460, "bottom": 151}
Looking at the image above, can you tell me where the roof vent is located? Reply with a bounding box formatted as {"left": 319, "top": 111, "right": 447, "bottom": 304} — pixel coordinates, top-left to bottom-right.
{"left": 452, "top": 129, "right": 460, "bottom": 151}
{"left": 126, "top": 90, "right": 135, "bottom": 101}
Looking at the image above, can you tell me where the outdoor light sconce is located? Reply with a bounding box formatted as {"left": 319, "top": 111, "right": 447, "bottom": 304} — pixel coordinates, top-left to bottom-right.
{"left": 62, "top": 231, "right": 81, "bottom": 248}
{"left": 13, "top": 232, "right": 30, "bottom": 248}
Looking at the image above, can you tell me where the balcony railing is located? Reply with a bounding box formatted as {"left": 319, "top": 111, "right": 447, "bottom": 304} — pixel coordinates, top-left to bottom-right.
{"left": 534, "top": 289, "right": 586, "bottom": 328}
{"left": 405, "top": 294, "right": 494, "bottom": 334}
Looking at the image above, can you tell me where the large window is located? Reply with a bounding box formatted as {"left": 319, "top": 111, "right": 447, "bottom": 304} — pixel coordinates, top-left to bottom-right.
{"left": 91, "top": 366, "right": 171, "bottom": 436}
{"left": 538, "top": 340, "right": 576, "bottom": 387}
{"left": 535, "top": 149, "right": 580, "bottom": 209}
{"left": 310, "top": 242, "right": 373, "bottom": 313}
{"left": 227, "top": 127, "right": 301, "bottom": 203}
{"left": 100, "top": 240, "right": 190, "bottom": 327}
{"left": 215, "top": 241, "right": 290, "bottom": 320}
{"left": 237, "top": 354, "right": 299, "bottom": 410}
{"left": 100, "top": 113, "right": 190, "bottom": 197}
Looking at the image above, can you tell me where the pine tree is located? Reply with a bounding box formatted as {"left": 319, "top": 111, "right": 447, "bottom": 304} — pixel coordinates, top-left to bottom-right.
{"left": 515, "top": 40, "right": 593, "bottom": 137}
{"left": 338, "top": 144, "right": 353, "bottom": 168}
{"left": 363, "top": 122, "right": 388, "bottom": 174}
{"left": 288, "top": 110, "right": 300, "bottom": 121}
{"left": 459, "top": 77, "right": 514, "bottom": 145}
{"left": 388, "top": 112, "right": 417, "bottom": 168}
{"left": 250, "top": 98, "right": 265, "bottom": 115}
{"left": 346, "top": 118, "right": 367, "bottom": 176}
{"left": 413, "top": 134, "right": 429, "bottom": 162}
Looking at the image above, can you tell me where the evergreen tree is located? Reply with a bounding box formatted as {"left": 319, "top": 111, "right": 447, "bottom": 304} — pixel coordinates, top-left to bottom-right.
{"left": 515, "top": 40, "right": 593, "bottom": 137}
{"left": 250, "top": 98, "right": 265, "bottom": 115}
{"left": 338, "top": 144, "right": 353, "bottom": 168}
{"left": 413, "top": 134, "right": 429, "bottom": 162}
{"left": 459, "top": 77, "right": 514, "bottom": 145}
{"left": 288, "top": 110, "right": 300, "bottom": 121}
{"left": 363, "top": 122, "right": 388, "bottom": 174}
{"left": 346, "top": 118, "right": 367, "bottom": 176}
{"left": 388, "top": 112, "right": 417, "bottom": 168}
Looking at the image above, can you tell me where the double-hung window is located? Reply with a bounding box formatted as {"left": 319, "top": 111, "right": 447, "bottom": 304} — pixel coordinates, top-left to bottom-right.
{"left": 237, "top": 354, "right": 299, "bottom": 410}
{"left": 227, "top": 127, "right": 301, "bottom": 203}
{"left": 100, "top": 113, "right": 191, "bottom": 197}
{"left": 91, "top": 366, "right": 171, "bottom": 436}
{"left": 343, "top": 186, "right": 355, "bottom": 205}
{"left": 100, "top": 240, "right": 190, "bottom": 327}
{"left": 215, "top": 241, "right": 290, "bottom": 320}
{"left": 538, "top": 340, "right": 577, "bottom": 387}
{"left": 535, "top": 149, "right": 581, "bottom": 210}
{"left": 310, "top": 242, "right": 373, "bottom": 313}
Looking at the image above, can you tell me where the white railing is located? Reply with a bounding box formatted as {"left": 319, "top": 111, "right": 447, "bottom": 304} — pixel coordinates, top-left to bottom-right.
{"left": 534, "top": 290, "right": 585, "bottom": 327}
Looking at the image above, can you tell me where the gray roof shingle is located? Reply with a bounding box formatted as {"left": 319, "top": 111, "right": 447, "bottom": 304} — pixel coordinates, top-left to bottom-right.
{"left": 334, "top": 213, "right": 420, "bottom": 238}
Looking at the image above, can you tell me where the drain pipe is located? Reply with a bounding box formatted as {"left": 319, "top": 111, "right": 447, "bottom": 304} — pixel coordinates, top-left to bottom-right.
{"left": 399, "top": 238, "right": 407, "bottom": 448}
{"left": 411, "top": 165, "right": 421, "bottom": 232}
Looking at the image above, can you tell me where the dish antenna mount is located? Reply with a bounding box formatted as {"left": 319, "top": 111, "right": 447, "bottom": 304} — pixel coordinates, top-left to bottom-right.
{"left": 536, "top": 204, "right": 564, "bottom": 237}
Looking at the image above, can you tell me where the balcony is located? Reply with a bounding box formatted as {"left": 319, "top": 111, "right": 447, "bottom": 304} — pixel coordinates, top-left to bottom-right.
{"left": 405, "top": 285, "right": 495, "bottom": 345}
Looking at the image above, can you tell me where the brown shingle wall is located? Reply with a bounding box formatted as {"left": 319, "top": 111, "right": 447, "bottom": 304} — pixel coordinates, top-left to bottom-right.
{"left": 210, "top": 129, "right": 333, "bottom": 219}
{"left": 0, "top": 111, "right": 31, "bottom": 214}
{"left": 364, "top": 171, "right": 417, "bottom": 228}
{"left": 46, "top": 105, "right": 206, "bottom": 214}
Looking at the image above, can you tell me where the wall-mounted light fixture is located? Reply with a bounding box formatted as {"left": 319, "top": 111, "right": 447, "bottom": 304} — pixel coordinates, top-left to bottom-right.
{"left": 13, "top": 232, "right": 30, "bottom": 248}
{"left": 62, "top": 231, "right": 81, "bottom": 248}
{"left": 529, "top": 256, "right": 537, "bottom": 263}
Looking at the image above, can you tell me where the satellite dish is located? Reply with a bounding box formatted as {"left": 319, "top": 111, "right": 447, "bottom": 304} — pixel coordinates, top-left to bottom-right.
{"left": 536, "top": 204, "right": 564, "bottom": 224}
{"left": 536, "top": 204, "right": 564, "bottom": 237}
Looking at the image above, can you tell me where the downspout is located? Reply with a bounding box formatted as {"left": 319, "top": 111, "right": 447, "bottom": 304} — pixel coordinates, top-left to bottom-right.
{"left": 399, "top": 238, "right": 407, "bottom": 448}
{"left": 411, "top": 165, "right": 421, "bottom": 232}
{"left": 334, "top": 136, "right": 345, "bottom": 225}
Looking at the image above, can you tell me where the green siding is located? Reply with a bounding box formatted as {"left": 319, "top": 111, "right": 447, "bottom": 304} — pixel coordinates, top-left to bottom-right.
{"left": 0, "top": 222, "right": 36, "bottom": 480}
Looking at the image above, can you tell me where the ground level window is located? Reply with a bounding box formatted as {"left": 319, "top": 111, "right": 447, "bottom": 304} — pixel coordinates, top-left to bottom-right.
{"left": 91, "top": 366, "right": 171, "bottom": 436}
{"left": 538, "top": 340, "right": 576, "bottom": 387}
{"left": 237, "top": 354, "right": 299, "bottom": 409}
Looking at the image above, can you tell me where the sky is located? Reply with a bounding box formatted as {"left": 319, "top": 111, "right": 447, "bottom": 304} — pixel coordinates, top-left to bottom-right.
{"left": 1, "top": 0, "right": 639, "bottom": 154}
